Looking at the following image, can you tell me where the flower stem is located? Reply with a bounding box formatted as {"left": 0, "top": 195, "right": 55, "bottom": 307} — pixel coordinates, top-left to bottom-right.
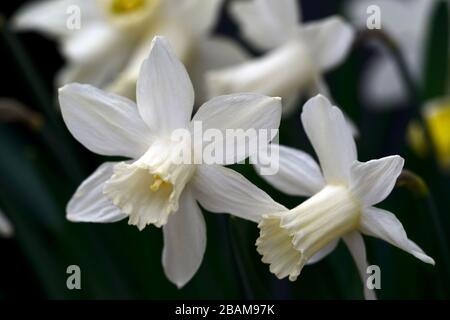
{"left": 424, "top": 193, "right": 450, "bottom": 296}
{"left": 224, "top": 216, "right": 254, "bottom": 299}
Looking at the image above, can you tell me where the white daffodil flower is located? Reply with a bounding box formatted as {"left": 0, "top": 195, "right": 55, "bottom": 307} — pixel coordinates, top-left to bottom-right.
{"left": 58, "top": 36, "right": 282, "bottom": 288}
{"left": 13, "top": 0, "right": 248, "bottom": 102}
{"left": 345, "top": 0, "right": 436, "bottom": 108}
{"left": 206, "top": 0, "right": 355, "bottom": 115}
{"left": 248, "top": 95, "right": 434, "bottom": 299}
{"left": 0, "top": 210, "right": 14, "bottom": 238}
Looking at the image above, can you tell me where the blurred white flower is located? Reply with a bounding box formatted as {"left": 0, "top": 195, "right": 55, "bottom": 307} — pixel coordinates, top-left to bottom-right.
{"left": 13, "top": 0, "right": 248, "bottom": 103}
{"left": 250, "top": 95, "right": 434, "bottom": 299}
{"left": 0, "top": 210, "right": 14, "bottom": 238}
{"left": 345, "top": 0, "right": 436, "bottom": 108}
{"left": 206, "top": 0, "right": 355, "bottom": 115}
{"left": 58, "top": 36, "right": 282, "bottom": 287}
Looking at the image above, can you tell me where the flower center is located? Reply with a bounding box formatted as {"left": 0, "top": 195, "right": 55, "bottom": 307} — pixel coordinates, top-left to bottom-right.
{"left": 256, "top": 185, "right": 361, "bottom": 281}
{"left": 103, "top": 141, "right": 196, "bottom": 230}
{"left": 97, "top": 0, "right": 161, "bottom": 32}
{"left": 111, "top": 0, "right": 146, "bottom": 14}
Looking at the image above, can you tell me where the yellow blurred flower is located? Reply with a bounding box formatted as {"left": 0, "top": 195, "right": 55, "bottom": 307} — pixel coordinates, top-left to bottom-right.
{"left": 407, "top": 97, "right": 450, "bottom": 170}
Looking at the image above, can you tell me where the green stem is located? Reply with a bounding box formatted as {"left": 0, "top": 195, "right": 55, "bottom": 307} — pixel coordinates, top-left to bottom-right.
{"left": 424, "top": 193, "right": 450, "bottom": 294}
{"left": 225, "top": 217, "right": 254, "bottom": 299}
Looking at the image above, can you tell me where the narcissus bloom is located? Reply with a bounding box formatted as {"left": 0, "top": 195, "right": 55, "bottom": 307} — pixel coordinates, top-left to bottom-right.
{"left": 249, "top": 95, "right": 434, "bottom": 299}
{"left": 14, "top": 0, "right": 247, "bottom": 102}
{"left": 206, "top": 0, "right": 354, "bottom": 115}
{"left": 58, "top": 36, "right": 282, "bottom": 287}
{"left": 0, "top": 210, "right": 14, "bottom": 238}
{"left": 346, "top": 0, "right": 435, "bottom": 108}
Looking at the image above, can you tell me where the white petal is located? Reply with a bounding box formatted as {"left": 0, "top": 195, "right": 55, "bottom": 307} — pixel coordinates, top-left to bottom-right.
{"left": 168, "top": 0, "right": 224, "bottom": 36}
{"left": 0, "top": 210, "right": 14, "bottom": 238}
{"left": 59, "top": 83, "right": 153, "bottom": 158}
{"left": 67, "top": 162, "right": 127, "bottom": 223}
{"left": 251, "top": 144, "right": 325, "bottom": 196}
{"left": 191, "top": 165, "right": 287, "bottom": 223}
{"left": 342, "top": 231, "right": 377, "bottom": 300}
{"left": 62, "top": 22, "right": 127, "bottom": 63}
{"left": 206, "top": 39, "right": 316, "bottom": 102}
{"left": 136, "top": 36, "right": 194, "bottom": 136}
{"left": 162, "top": 188, "right": 206, "bottom": 288}
{"left": 301, "top": 94, "right": 357, "bottom": 185}
{"left": 57, "top": 43, "right": 131, "bottom": 89}
{"left": 345, "top": 0, "right": 433, "bottom": 49}
{"left": 190, "top": 37, "right": 249, "bottom": 104}
{"left": 307, "top": 239, "right": 338, "bottom": 265}
{"left": 229, "top": 0, "right": 300, "bottom": 50}
{"left": 360, "top": 207, "right": 435, "bottom": 265}
{"left": 360, "top": 52, "right": 409, "bottom": 109}
{"left": 299, "top": 16, "right": 355, "bottom": 71}
{"left": 12, "top": 0, "right": 100, "bottom": 38}
{"left": 350, "top": 155, "right": 404, "bottom": 207}
{"left": 191, "top": 93, "right": 281, "bottom": 164}
{"left": 106, "top": 18, "right": 195, "bottom": 100}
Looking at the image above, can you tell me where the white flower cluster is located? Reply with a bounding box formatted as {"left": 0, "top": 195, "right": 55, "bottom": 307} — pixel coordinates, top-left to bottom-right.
{"left": 9, "top": 0, "right": 436, "bottom": 298}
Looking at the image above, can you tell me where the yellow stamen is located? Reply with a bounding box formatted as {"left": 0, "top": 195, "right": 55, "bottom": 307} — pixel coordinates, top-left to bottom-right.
{"left": 111, "top": 0, "right": 146, "bottom": 14}
{"left": 150, "top": 175, "right": 164, "bottom": 192}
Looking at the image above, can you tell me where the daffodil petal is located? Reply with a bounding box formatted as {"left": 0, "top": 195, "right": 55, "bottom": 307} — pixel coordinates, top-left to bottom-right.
{"left": 350, "top": 155, "right": 404, "bottom": 207}
{"left": 342, "top": 231, "right": 377, "bottom": 300}
{"left": 12, "top": 0, "right": 100, "bottom": 38}
{"left": 59, "top": 83, "right": 153, "bottom": 158}
{"left": 251, "top": 144, "right": 325, "bottom": 197}
{"left": 229, "top": 0, "right": 300, "bottom": 50}
{"left": 57, "top": 49, "right": 130, "bottom": 89}
{"left": 301, "top": 94, "right": 357, "bottom": 185}
{"left": 137, "top": 36, "right": 194, "bottom": 136}
{"left": 168, "top": 0, "right": 224, "bottom": 36}
{"left": 162, "top": 188, "right": 206, "bottom": 288}
{"left": 360, "top": 207, "right": 435, "bottom": 265}
{"left": 191, "top": 93, "right": 281, "bottom": 164}
{"left": 62, "top": 22, "right": 129, "bottom": 64}
{"left": 67, "top": 162, "right": 127, "bottom": 223}
{"left": 191, "top": 165, "right": 287, "bottom": 223}
{"left": 190, "top": 37, "right": 249, "bottom": 104}
{"left": 299, "top": 16, "right": 355, "bottom": 72}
